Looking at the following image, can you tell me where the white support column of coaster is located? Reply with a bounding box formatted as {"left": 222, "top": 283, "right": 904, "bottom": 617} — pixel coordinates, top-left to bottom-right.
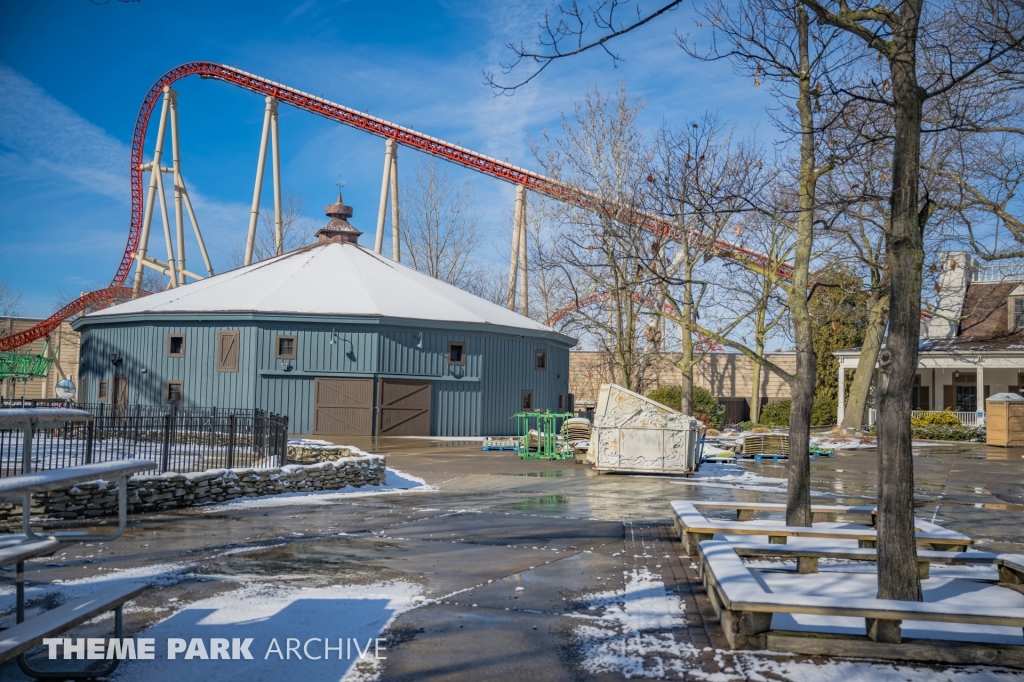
{"left": 132, "top": 87, "right": 173, "bottom": 298}
{"left": 507, "top": 185, "right": 524, "bottom": 310}
{"left": 390, "top": 143, "right": 400, "bottom": 262}
{"left": 517, "top": 185, "right": 529, "bottom": 317}
{"left": 244, "top": 96, "right": 275, "bottom": 266}
{"left": 271, "top": 100, "right": 282, "bottom": 256}
{"left": 375, "top": 139, "right": 395, "bottom": 254}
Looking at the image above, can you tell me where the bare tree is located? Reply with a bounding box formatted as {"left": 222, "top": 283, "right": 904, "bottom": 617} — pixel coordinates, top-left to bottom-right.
{"left": 232, "top": 189, "right": 318, "bottom": 267}
{"left": 709, "top": 213, "right": 793, "bottom": 423}
{"left": 400, "top": 159, "right": 486, "bottom": 290}
{"left": 682, "top": 0, "right": 848, "bottom": 527}
{"left": 801, "top": 0, "right": 1024, "bottom": 606}
{"left": 0, "top": 281, "right": 23, "bottom": 317}
{"left": 645, "top": 114, "right": 766, "bottom": 415}
{"left": 540, "top": 84, "right": 661, "bottom": 393}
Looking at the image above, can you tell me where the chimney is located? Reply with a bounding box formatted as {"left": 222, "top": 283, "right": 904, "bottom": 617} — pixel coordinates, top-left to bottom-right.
{"left": 316, "top": 191, "right": 363, "bottom": 244}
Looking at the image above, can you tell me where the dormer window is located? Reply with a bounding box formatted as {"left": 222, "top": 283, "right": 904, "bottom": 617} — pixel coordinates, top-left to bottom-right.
{"left": 1012, "top": 297, "right": 1024, "bottom": 330}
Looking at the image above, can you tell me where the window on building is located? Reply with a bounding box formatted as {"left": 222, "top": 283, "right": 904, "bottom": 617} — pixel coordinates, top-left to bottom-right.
{"left": 1013, "top": 297, "right": 1024, "bottom": 330}
{"left": 558, "top": 393, "right": 574, "bottom": 412}
{"left": 98, "top": 380, "right": 108, "bottom": 402}
{"left": 167, "top": 334, "right": 185, "bottom": 357}
{"left": 521, "top": 390, "right": 534, "bottom": 411}
{"left": 447, "top": 342, "right": 466, "bottom": 365}
{"left": 166, "top": 381, "right": 184, "bottom": 405}
{"left": 535, "top": 350, "right": 547, "bottom": 370}
{"left": 217, "top": 330, "right": 240, "bottom": 372}
{"left": 275, "top": 335, "right": 297, "bottom": 359}
{"left": 954, "top": 385, "right": 977, "bottom": 413}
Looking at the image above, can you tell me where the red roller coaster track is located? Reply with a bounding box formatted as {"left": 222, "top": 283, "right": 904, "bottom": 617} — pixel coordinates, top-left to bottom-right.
{"left": 0, "top": 61, "right": 789, "bottom": 352}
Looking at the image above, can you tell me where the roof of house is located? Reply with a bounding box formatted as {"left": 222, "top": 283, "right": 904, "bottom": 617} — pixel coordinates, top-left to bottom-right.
{"left": 924, "top": 281, "right": 1024, "bottom": 353}
{"left": 81, "top": 242, "right": 572, "bottom": 341}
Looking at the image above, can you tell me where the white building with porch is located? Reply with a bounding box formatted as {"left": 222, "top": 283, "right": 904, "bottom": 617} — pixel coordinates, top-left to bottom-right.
{"left": 835, "top": 253, "right": 1024, "bottom": 426}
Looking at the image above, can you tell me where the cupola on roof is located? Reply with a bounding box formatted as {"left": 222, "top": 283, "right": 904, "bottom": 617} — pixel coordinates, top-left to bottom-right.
{"left": 316, "top": 191, "right": 362, "bottom": 244}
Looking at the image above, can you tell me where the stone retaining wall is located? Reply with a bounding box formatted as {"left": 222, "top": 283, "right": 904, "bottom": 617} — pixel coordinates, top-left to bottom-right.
{"left": 0, "top": 456, "right": 386, "bottom": 524}
{"left": 286, "top": 441, "right": 365, "bottom": 464}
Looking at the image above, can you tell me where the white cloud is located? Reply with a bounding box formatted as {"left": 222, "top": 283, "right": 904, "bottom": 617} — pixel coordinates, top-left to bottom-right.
{"left": 0, "top": 62, "right": 259, "bottom": 282}
{"left": 0, "top": 63, "right": 127, "bottom": 201}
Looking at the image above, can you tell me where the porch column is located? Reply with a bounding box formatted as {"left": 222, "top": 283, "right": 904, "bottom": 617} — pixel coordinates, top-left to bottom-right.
{"left": 931, "top": 368, "right": 937, "bottom": 410}
{"left": 837, "top": 364, "right": 845, "bottom": 424}
{"left": 977, "top": 364, "right": 985, "bottom": 419}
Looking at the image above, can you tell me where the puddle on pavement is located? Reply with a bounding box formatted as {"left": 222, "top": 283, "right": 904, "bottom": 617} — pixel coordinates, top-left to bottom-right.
{"left": 519, "top": 470, "right": 568, "bottom": 478}
{"left": 207, "top": 536, "right": 414, "bottom": 586}
{"left": 512, "top": 495, "right": 570, "bottom": 511}
{"left": 935, "top": 500, "right": 1024, "bottom": 511}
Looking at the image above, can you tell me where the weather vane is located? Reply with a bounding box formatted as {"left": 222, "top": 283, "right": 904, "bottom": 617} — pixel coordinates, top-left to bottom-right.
{"left": 336, "top": 178, "right": 346, "bottom": 191}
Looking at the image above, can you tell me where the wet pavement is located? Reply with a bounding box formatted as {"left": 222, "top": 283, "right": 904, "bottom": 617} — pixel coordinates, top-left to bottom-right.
{"left": 0, "top": 437, "right": 1022, "bottom": 680}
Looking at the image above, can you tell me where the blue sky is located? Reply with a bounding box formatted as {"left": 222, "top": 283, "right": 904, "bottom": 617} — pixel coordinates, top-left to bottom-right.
{"left": 0, "top": 0, "right": 773, "bottom": 318}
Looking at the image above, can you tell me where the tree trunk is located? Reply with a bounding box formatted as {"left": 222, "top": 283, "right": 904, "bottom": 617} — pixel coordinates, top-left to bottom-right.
{"left": 752, "top": 337, "right": 765, "bottom": 423}
{"left": 840, "top": 292, "right": 888, "bottom": 430}
{"left": 786, "top": 6, "right": 817, "bottom": 528}
{"left": 877, "top": 1, "right": 925, "bottom": 603}
{"left": 680, "top": 271, "right": 695, "bottom": 416}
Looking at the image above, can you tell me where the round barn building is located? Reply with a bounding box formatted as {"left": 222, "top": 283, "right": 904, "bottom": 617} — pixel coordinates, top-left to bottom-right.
{"left": 73, "top": 194, "right": 577, "bottom": 437}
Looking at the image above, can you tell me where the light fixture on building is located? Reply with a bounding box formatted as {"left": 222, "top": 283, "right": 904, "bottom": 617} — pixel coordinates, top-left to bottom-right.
{"left": 954, "top": 370, "right": 959, "bottom": 379}
{"left": 109, "top": 353, "right": 121, "bottom": 367}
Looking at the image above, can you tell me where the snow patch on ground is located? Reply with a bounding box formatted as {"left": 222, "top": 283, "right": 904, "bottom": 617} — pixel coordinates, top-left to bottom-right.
{"left": 389, "top": 435, "right": 486, "bottom": 441}
{"left": 108, "top": 579, "right": 424, "bottom": 681}
{"left": 201, "top": 468, "right": 434, "bottom": 511}
{"left": 728, "top": 656, "right": 1024, "bottom": 682}
{"left": 569, "top": 565, "right": 1021, "bottom": 680}
{"left": 571, "top": 566, "right": 696, "bottom": 678}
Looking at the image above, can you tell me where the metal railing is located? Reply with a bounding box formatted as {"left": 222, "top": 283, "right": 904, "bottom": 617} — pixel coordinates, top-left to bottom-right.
{"left": 0, "top": 407, "right": 288, "bottom": 477}
{"left": 911, "top": 410, "right": 978, "bottom": 426}
{"left": 868, "top": 409, "right": 978, "bottom": 427}
{"left": 967, "top": 262, "right": 1024, "bottom": 283}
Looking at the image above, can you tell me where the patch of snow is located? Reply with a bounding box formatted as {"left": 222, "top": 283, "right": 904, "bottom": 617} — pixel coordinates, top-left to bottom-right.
{"left": 389, "top": 436, "right": 486, "bottom": 441}
{"left": 108, "top": 579, "right": 423, "bottom": 681}
{"left": 571, "top": 566, "right": 695, "bottom": 678}
{"left": 200, "top": 468, "right": 433, "bottom": 511}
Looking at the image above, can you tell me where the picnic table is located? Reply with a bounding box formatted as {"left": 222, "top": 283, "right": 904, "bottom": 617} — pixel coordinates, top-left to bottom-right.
{"left": 0, "top": 408, "right": 152, "bottom": 678}
{"left": 697, "top": 540, "right": 1024, "bottom": 666}
{"left": 671, "top": 501, "right": 973, "bottom": 556}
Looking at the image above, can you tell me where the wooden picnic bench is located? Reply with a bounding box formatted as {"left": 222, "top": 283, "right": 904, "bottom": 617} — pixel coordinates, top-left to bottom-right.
{"left": 671, "top": 501, "right": 973, "bottom": 556}
{"left": 688, "top": 501, "right": 876, "bottom": 523}
{"left": 0, "top": 408, "right": 154, "bottom": 678}
{"left": 730, "top": 543, "right": 1005, "bottom": 579}
{"left": 697, "top": 540, "right": 1024, "bottom": 667}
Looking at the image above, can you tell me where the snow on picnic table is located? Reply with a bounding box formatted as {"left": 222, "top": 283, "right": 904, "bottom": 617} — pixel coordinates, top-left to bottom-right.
{"left": 569, "top": 560, "right": 1022, "bottom": 681}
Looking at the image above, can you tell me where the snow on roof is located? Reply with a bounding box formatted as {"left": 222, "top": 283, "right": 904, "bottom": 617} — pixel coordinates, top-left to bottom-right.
{"left": 86, "top": 242, "right": 562, "bottom": 336}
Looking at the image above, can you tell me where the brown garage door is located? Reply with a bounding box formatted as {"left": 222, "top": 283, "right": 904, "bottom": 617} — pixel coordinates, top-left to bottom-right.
{"left": 314, "top": 378, "right": 374, "bottom": 435}
{"left": 377, "top": 379, "right": 431, "bottom": 436}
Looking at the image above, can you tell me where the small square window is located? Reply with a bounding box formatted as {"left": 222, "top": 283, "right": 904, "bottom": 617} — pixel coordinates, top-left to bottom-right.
{"left": 98, "top": 380, "right": 108, "bottom": 402}
{"left": 521, "top": 390, "right": 534, "bottom": 411}
{"left": 276, "top": 335, "right": 297, "bottom": 359}
{"left": 535, "top": 350, "right": 547, "bottom": 371}
{"left": 447, "top": 342, "right": 466, "bottom": 365}
{"left": 167, "top": 334, "right": 185, "bottom": 357}
{"left": 166, "top": 381, "right": 183, "bottom": 404}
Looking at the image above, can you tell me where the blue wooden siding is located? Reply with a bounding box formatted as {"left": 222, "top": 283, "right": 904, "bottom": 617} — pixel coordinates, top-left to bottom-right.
{"left": 77, "top": 316, "right": 573, "bottom": 437}
{"left": 432, "top": 381, "right": 482, "bottom": 436}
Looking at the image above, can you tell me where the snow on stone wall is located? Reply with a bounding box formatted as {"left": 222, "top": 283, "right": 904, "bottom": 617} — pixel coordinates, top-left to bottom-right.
{"left": 0, "top": 456, "right": 386, "bottom": 523}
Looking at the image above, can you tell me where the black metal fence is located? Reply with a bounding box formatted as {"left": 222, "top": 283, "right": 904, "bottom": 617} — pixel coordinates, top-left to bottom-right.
{"left": 0, "top": 406, "right": 289, "bottom": 477}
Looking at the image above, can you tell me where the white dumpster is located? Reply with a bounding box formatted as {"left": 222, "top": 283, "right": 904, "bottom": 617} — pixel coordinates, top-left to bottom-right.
{"left": 587, "top": 384, "right": 703, "bottom": 474}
